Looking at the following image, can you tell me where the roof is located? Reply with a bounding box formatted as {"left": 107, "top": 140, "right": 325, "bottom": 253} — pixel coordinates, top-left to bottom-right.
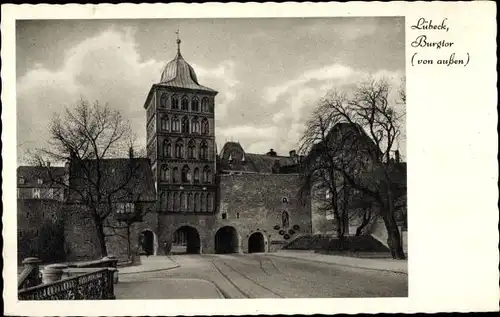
{"left": 218, "top": 142, "right": 298, "bottom": 174}
{"left": 17, "top": 166, "right": 66, "bottom": 188}
{"left": 158, "top": 51, "right": 217, "bottom": 94}
{"left": 68, "top": 158, "right": 156, "bottom": 203}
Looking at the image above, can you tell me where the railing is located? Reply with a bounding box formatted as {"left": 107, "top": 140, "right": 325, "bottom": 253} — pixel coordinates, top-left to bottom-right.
{"left": 18, "top": 268, "right": 115, "bottom": 300}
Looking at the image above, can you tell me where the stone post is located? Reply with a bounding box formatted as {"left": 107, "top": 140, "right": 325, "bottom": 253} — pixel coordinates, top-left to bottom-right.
{"left": 42, "top": 264, "right": 68, "bottom": 284}
{"left": 21, "top": 257, "right": 42, "bottom": 287}
{"left": 103, "top": 256, "right": 119, "bottom": 284}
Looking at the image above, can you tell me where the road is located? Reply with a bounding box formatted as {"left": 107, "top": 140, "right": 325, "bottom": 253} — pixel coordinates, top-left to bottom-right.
{"left": 115, "top": 253, "right": 408, "bottom": 299}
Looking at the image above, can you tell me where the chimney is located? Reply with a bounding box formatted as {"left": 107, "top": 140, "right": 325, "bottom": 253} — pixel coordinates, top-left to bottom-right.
{"left": 395, "top": 150, "right": 400, "bottom": 163}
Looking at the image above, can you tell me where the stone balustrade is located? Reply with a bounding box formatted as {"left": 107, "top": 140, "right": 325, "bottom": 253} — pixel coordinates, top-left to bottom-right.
{"left": 18, "top": 255, "right": 119, "bottom": 300}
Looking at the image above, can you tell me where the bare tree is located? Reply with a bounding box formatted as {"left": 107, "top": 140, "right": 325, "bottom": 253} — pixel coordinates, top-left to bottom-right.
{"left": 31, "top": 100, "right": 142, "bottom": 257}
{"left": 299, "top": 77, "right": 407, "bottom": 259}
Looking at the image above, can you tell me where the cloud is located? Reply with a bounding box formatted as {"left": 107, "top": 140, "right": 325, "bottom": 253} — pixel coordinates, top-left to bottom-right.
{"left": 17, "top": 27, "right": 239, "bottom": 163}
{"left": 260, "top": 64, "right": 405, "bottom": 157}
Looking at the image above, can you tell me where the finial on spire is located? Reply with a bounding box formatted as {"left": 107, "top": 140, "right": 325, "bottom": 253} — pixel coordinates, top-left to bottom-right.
{"left": 175, "top": 29, "right": 181, "bottom": 54}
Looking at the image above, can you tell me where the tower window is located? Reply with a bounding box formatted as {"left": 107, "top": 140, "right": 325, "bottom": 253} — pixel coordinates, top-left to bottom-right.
{"left": 193, "top": 168, "right": 200, "bottom": 184}
{"left": 194, "top": 193, "right": 199, "bottom": 212}
{"left": 175, "top": 139, "right": 184, "bottom": 158}
{"left": 181, "top": 165, "right": 191, "bottom": 183}
{"left": 201, "top": 118, "right": 209, "bottom": 135}
{"left": 171, "top": 95, "right": 179, "bottom": 109}
{"left": 201, "top": 97, "right": 209, "bottom": 112}
{"left": 188, "top": 193, "right": 193, "bottom": 211}
{"left": 161, "top": 165, "right": 170, "bottom": 182}
{"left": 181, "top": 96, "right": 189, "bottom": 111}
{"left": 203, "top": 166, "right": 211, "bottom": 184}
{"left": 172, "top": 116, "right": 180, "bottom": 132}
{"left": 163, "top": 139, "right": 171, "bottom": 158}
{"left": 222, "top": 213, "right": 227, "bottom": 220}
{"left": 160, "top": 93, "right": 168, "bottom": 108}
{"left": 236, "top": 212, "right": 240, "bottom": 219}
{"left": 181, "top": 116, "right": 190, "bottom": 133}
{"left": 191, "top": 97, "right": 199, "bottom": 112}
{"left": 172, "top": 167, "right": 179, "bottom": 183}
{"left": 187, "top": 140, "right": 196, "bottom": 159}
{"left": 192, "top": 118, "right": 200, "bottom": 134}
{"left": 161, "top": 116, "right": 170, "bottom": 131}
{"left": 200, "top": 141, "right": 208, "bottom": 160}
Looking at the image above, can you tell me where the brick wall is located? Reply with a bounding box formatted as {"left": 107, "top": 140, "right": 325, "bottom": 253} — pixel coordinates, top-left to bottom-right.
{"left": 215, "top": 173, "right": 311, "bottom": 253}
{"left": 17, "top": 199, "right": 65, "bottom": 263}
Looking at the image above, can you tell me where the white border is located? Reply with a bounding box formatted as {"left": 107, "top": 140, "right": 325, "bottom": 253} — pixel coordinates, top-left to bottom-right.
{"left": 2, "top": 2, "right": 498, "bottom": 315}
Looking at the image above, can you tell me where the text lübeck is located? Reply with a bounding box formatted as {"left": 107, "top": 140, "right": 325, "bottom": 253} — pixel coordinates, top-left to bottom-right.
{"left": 411, "top": 18, "right": 449, "bottom": 32}
{"left": 411, "top": 35, "right": 454, "bottom": 49}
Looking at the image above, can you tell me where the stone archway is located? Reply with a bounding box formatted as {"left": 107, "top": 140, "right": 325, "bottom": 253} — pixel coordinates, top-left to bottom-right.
{"left": 139, "top": 229, "right": 158, "bottom": 256}
{"left": 214, "top": 226, "right": 239, "bottom": 254}
{"left": 172, "top": 226, "right": 201, "bottom": 254}
{"left": 248, "top": 232, "right": 266, "bottom": 253}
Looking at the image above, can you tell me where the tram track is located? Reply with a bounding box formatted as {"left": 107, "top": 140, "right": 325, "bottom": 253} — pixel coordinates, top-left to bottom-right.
{"left": 211, "top": 258, "right": 284, "bottom": 298}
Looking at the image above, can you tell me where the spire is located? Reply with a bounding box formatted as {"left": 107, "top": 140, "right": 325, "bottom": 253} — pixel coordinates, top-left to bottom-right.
{"left": 175, "top": 29, "right": 182, "bottom": 56}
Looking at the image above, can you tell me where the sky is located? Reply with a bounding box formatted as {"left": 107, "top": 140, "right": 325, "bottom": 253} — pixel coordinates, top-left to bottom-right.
{"left": 16, "top": 17, "right": 405, "bottom": 165}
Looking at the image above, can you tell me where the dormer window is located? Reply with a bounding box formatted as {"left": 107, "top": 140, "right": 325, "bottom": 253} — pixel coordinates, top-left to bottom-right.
{"left": 18, "top": 177, "right": 25, "bottom": 184}
{"left": 37, "top": 178, "right": 43, "bottom": 185}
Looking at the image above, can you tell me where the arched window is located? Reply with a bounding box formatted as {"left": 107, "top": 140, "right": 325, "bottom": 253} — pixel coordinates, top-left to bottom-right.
{"left": 175, "top": 139, "right": 184, "bottom": 158}
{"left": 187, "top": 140, "right": 195, "bottom": 159}
{"left": 191, "top": 97, "right": 199, "bottom": 112}
{"left": 160, "top": 192, "right": 167, "bottom": 210}
{"left": 194, "top": 193, "right": 199, "bottom": 212}
{"left": 181, "top": 165, "right": 191, "bottom": 183}
{"left": 200, "top": 193, "right": 206, "bottom": 212}
{"left": 201, "top": 97, "right": 209, "bottom": 112}
{"left": 201, "top": 118, "right": 209, "bottom": 135}
{"left": 163, "top": 139, "right": 171, "bottom": 158}
{"left": 191, "top": 117, "right": 200, "bottom": 134}
{"left": 181, "top": 116, "right": 190, "bottom": 133}
{"left": 167, "top": 192, "right": 173, "bottom": 211}
{"left": 171, "top": 95, "right": 179, "bottom": 109}
{"left": 173, "top": 192, "right": 180, "bottom": 211}
{"left": 160, "top": 93, "right": 167, "bottom": 108}
{"left": 181, "top": 96, "right": 189, "bottom": 110}
{"left": 200, "top": 141, "right": 208, "bottom": 160}
{"left": 161, "top": 165, "right": 170, "bottom": 182}
{"left": 193, "top": 168, "right": 200, "bottom": 183}
{"left": 172, "top": 167, "right": 178, "bottom": 183}
{"left": 187, "top": 193, "right": 193, "bottom": 211}
{"left": 203, "top": 166, "right": 211, "bottom": 184}
{"left": 161, "top": 116, "right": 169, "bottom": 131}
{"left": 172, "top": 116, "right": 180, "bottom": 132}
{"left": 180, "top": 192, "right": 187, "bottom": 211}
{"left": 207, "top": 193, "right": 213, "bottom": 212}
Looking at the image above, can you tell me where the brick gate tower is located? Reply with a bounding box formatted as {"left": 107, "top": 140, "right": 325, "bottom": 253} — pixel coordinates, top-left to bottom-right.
{"left": 143, "top": 33, "right": 218, "bottom": 245}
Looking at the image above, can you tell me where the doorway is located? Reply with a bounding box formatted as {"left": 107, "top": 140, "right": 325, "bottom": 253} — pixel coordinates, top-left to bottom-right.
{"left": 172, "top": 226, "right": 201, "bottom": 254}
{"left": 248, "top": 232, "right": 265, "bottom": 253}
{"left": 214, "top": 226, "right": 239, "bottom": 254}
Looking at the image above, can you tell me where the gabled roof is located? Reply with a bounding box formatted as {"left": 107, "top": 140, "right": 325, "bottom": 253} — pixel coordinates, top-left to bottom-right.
{"left": 68, "top": 158, "right": 156, "bottom": 203}
{"left": 17, "top": 166, "right": 66, "bottom": 188}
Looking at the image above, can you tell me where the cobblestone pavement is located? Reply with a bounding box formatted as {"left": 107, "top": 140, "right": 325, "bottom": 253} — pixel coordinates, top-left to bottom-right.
{"left": 116, "top": 253, "right": 408, "bottom": 299}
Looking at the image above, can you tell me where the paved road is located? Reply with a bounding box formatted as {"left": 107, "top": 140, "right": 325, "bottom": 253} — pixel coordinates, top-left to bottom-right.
{"left": 116, "top": 253, "right": 407, "bottom": 299}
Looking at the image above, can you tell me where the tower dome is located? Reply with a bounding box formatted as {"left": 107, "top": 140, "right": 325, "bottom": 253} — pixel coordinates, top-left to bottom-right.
{"left": 158, "top": 34, "right": 216, "bottom": 93}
